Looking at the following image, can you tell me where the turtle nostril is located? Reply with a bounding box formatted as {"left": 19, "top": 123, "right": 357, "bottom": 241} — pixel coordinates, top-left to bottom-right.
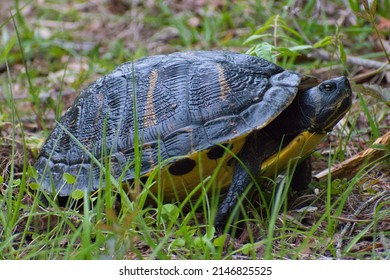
{"left": 345, "top": 78, "right": 351, "bottom": 87}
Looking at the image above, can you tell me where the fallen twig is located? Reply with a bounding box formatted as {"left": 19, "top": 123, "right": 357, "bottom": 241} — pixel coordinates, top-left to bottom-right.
{"left": 311, "top": 49, "right": 390, "bottom": 72}
{"left": 314, "top": 131, "right": 390, "bottom": 181}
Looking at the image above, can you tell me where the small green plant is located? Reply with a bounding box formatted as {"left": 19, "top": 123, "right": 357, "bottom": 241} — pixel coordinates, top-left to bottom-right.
{"left": 355, "top": 0, "right": 390, "bottom": 64}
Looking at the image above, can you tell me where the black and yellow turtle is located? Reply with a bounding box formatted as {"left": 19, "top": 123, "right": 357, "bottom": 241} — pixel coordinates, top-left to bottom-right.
{"left": 34, "top": 51, "right": 352, "bottom": 227}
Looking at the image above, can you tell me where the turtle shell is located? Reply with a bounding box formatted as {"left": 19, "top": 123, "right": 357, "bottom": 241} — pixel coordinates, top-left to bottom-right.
{"left": 34, "top": 51, "right": 302, "bottom": 197}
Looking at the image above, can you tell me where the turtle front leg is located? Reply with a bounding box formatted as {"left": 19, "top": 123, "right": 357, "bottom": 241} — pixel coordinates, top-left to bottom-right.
{"left": 215, "top": 132, "right": 268, "bottom": 230}
{"left": 290, "top": 156, "right": 312, "bottom": 193}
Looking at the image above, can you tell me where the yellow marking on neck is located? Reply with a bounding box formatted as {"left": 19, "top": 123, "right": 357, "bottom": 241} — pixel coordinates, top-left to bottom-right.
{"left": 322, "top": 102, "right": 348, "bottom": 132}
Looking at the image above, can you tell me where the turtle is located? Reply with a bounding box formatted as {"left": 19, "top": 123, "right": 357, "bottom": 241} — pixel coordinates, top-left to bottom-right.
{"left": 33, "top": 50, "right": 352, "bottom": 228}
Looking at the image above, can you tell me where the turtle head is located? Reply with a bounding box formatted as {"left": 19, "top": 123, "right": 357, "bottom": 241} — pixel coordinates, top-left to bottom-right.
{"left": 298, "top": 76, "right": 352, "bottom": 133}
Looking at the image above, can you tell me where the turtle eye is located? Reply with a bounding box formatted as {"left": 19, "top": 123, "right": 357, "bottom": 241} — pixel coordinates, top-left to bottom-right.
{"left": 320, "top": 82, "right": 336, "bottom": 93}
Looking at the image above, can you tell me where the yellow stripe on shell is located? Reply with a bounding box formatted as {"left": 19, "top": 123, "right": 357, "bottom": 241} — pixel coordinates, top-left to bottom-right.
{"left": 217, "top": 64, "right": 231, "bottom": 101}
{"left": 144, "top": 69, "right": 158, "bottom": 127}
